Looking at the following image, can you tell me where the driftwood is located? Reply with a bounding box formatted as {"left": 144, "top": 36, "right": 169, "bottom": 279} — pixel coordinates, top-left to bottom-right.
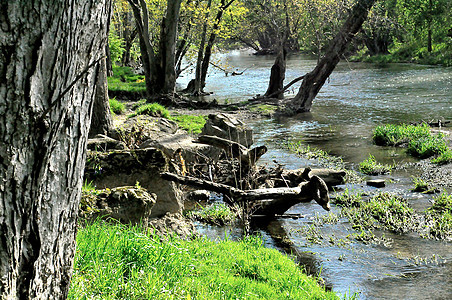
{"left": 161, "top": 172, "right": 330, "bottom": 217}
{"left": 195, "top": 135, "right": 267, "bottom": 166}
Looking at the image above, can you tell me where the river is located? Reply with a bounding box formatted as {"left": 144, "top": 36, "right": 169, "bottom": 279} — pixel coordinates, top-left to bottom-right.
{"left": 180, "top": 50, "right": 452, "bottom": 299}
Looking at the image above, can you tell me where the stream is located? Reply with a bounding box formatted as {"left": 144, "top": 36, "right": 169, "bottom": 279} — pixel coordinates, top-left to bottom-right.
{"left": 179, "top": 50, "right": 452, "bottom": 299}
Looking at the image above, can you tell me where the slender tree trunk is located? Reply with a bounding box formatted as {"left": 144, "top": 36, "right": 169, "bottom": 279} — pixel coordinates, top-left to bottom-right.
{"left": 194, "top": 0, "right": 212, "bottom": 95}
{"left": 200, "top": 0, "right": 235, "bottom": 89}
{"left": 0, "top": 1, "right": 110, "bottom": 299}
{"left": 289, "top": 0, "right": 376, "bottom": 113}
{"left": 89, "top": 53, "right": 114, "bottom": 137}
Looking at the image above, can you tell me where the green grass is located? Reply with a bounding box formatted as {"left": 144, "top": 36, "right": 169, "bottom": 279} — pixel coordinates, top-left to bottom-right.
{"left": 108, "top": 66, "right": 146, "bottom": 93}
{"left": 69, "top": 221, "right": 341, "bottom": 299}
{"left": 109, "top": 98, "right": 126, "bottom": 115}
{"left": 129, "top": 103, "right": 170, "bottom": 118}
{"left": 359, "top": 154, "right": 393, "bottom": 175}
{"left": 186, "top": 203, "right": 237, "bottom": 226}
{"left": 424, "top": 192, "right": 452, "bottom": 240}
{"left": 373, "top": 124, "right": 431, "bottom": 146}
{"left": 411, "top": 177, "right": 430, "bottom": 193}
{"left": 168, "top": 114, "right": 207, "bottom": 134}
{"left": 373, "top": 124, "right": 451, "bottom": 164}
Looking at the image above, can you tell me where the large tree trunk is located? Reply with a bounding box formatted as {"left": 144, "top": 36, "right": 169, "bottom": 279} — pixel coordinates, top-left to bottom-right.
{"left": 89, "top": 53, "right": 114, "bottom": 138}
{"left": 289, "top": 0, "right": 376, "bottom": 113}
{"left": 193, "top": 0, "right": 212, "bottom": 95}
{"left": 264, "top": 45, "right": 287, "bottom": 99}
{"left": 0, "top": 1, "right": 110, "bottom": 298}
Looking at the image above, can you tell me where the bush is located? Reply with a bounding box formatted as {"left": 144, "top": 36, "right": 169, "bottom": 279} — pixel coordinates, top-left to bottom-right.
{"left": 406, "top": 134, "right": 448, "bottom": 158}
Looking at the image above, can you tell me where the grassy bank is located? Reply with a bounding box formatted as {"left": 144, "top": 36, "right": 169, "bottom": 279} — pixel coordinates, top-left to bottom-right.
{"left": 69, "top": 221, "right": 341, "bottom": 299}
{"left": 373, "top": 124, "right": 452, "bottom": 165}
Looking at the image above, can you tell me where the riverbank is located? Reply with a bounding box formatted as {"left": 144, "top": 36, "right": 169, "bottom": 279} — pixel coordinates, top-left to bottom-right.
{"left": 69, "top": 221, "right": 343, "bottom": 299}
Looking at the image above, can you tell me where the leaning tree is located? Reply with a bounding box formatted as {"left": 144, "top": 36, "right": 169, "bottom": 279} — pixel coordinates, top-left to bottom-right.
{"left": 289, "top": 0, "right": 377, "bottom": 113}
{"left": 0, "top": 0, "right": 110, "bottom": 298}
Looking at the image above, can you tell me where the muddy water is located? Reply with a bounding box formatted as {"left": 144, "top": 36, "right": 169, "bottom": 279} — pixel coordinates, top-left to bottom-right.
{"left": 182, "top": 50, "right": 452, "bottom": 299}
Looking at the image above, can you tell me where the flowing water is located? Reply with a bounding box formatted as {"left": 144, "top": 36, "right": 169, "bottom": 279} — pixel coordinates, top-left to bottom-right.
{"left": 180, "top": 50, "right": 452, "bottom": 299}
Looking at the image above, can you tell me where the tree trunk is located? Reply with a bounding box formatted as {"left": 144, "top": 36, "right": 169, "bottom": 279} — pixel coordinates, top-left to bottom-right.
{"left": 289, "top": 0, "right": 376, "bottom": 113}
{"left": 264, "top": 44, "right": 287, "bottom": 99}
{"left": 161, "top": 0, "right": 182, "bottom": 94}
{"left": 0, "top": 1, "right": 110, "bottom": 298}
{"left": 200, "top": 0, "right": 235, "bottom": 89}
{"left": 89, "top": 53, "right": 114, "bottom": 138}
{"left": 193, "top": 0, "right": 212, "bottom": 95}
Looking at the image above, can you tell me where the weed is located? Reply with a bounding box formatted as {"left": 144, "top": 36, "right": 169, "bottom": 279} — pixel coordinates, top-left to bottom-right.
{"left": 431, "top": 149, "right": 452, "bottom": 165}
{"left": 407, "top": 134, "right": 448, "bottom": 158}
{"left": 359, "top": 154, "right": 393, "bottom": 175}
{"left": 423, "top": 191, "right": 452, "bottom": 239}
{"left": 333, "top": 189, "right": 364, "bottom": 208}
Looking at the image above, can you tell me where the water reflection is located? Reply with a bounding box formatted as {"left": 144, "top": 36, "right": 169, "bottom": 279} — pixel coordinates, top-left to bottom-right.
{"left": 182, "top": 51, "right": 452, "bottom": 299}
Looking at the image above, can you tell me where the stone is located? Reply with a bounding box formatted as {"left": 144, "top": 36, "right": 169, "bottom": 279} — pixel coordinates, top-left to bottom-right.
{"left": 80, "top": 186, "right": 156, "bottom": 225}
{"left": 367, "top": 179, "right": 386, "bottom": 188}
{"left": 85, "top": 148, "right": 183, "bottom": 218}
{"left": 87, "top": 134, "right": 127, "bottom": 151}
{"left": 111, "top": 115, "right": 179, "bottom": 145}
{"left": 201, "top": 113, "right": 253, "bottom": 148}
{"left": 148, "top": 213, "right": 197, "bottom": 240}
{"left": 187, "top": 190, "right": 211, "bottom": 201}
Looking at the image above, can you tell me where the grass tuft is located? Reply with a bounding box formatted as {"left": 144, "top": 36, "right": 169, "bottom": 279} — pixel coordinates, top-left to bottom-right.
{"left": 168, "top": 114, "right": 207, "bottom": 134}
{"left": 109, "top": 98, "right": 126, "bottom": 115}
{"left": 129, "top": 103, "right": 170, "bottom": 118}
{"left": 359, "top": 154, "right": 393, "bottom": 175}
{"left": 186, "top": 203, "right": 237, "bottom": 226}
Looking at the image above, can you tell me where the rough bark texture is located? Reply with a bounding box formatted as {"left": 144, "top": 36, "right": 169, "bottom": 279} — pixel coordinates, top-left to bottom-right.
{"left": 0, "top": 1, "right": 110, "bottom": 299}
{"left": 89, "top": 54, "right": 113, "bottom": 137}
{"left": 289, "top": 0, "right": 376, "bottom": 113}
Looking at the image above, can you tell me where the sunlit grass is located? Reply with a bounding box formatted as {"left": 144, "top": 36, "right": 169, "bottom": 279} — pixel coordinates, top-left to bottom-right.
{"left": 69, "top": 221, "right": 341, "bottom": 299}
{"left": 186, "top": 202, "right": 237, "bottom": 226}
{"left": 109, "top": 98, "right": 126, "bottom": 115}
{"left": 359, "top": 154, "right": 393, "bottom": 175}
{"left": 168, "top": 114, "right": 207, "bottom": 134}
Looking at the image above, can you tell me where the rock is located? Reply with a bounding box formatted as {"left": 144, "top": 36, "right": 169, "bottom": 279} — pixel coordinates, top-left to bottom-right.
{"left": 367, "top": 179, "right": 386, "bottom": 188}
{"left": 139, "top": 132, "right": 219, "bottom": 164}
{"left": 85, "top": 148, "right": 183, "bottom": 218}
{"left": 281, "top": 168, "right": 346, "bottom": 188}
{"left": 187, "top": 190, "right": 211, "bottom": 201}
{"left": 148, "top": 213, "right": 197, "bottom": 240}
{"left": 111, "top": 115, "right": 179, "bottom": 145}
{"left": 80, "top": 186, "right": 156, "bottom": 225}
{"left": 87, "top": 134, "right": 127, "bottom": 151}
{"left": 201, "top": 113, "right": 253, "bottom": 148}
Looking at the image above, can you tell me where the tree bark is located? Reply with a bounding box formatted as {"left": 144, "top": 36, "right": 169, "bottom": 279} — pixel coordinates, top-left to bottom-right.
{"left": 193, "top": 0, "right": 212, "bottom": 95}
{"left": 264, "top": 44, "right": 287, "bottom": 99}
{"left": 0, "top": 1, "right": 110, "bottom": 298}
{"left": 289, "top": 0, "right": 376, "bottom": 113}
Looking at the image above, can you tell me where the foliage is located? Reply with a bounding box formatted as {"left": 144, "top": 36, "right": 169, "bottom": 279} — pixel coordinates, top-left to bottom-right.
{"left": 168, "top": 114, "right": 207, "bottom": 134}
{"left": 109, "top": 98, "right": 126, "bottom": 115}
{"left": 407, "top": 134, "right": 448, "bottom": 158}
{"left": 359, "top": 154, "right": 393, "bottom": 175}
{"left": 186, "top": 203, "right": 237, "bottom": 226}
{"left": 431, "top": 149, "right": 452, "bottom": 165}
{"left": 107, "top": 66, "right": 146, "bottom": 93}
{"left": 69, "top": 221, "right": 340, "bottom": 299}
{"left": 108, "top": 25, "right": 125, "bottom": 64}
{"left": 410, "top": 176, "right": 430, "bottom": 193}
{"left": 129, "top": 103, "right": 170, "bottom": 118}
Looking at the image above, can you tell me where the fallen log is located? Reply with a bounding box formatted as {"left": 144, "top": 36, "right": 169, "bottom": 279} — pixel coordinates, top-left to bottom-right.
{"left": 195, "top": 135, "right": 267, "bottom": 166}
{"left": 161, "top": 172, "right": 330, "bottom": 217}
